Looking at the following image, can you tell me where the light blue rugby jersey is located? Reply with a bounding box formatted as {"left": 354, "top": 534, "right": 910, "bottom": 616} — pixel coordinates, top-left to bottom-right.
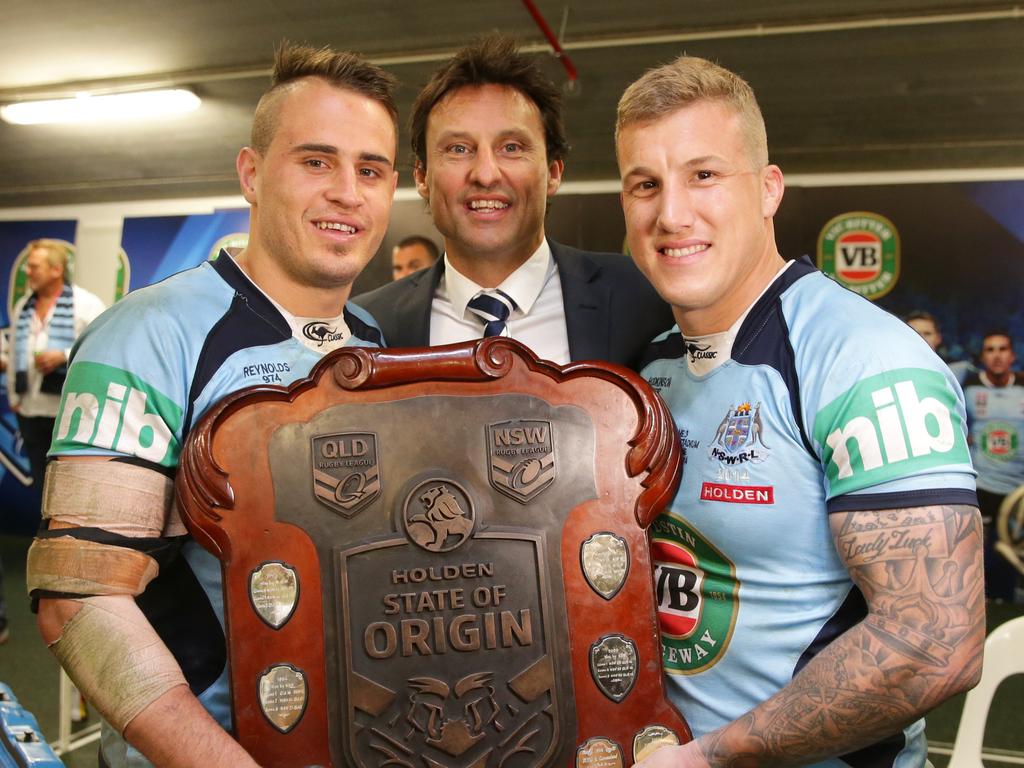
{"left": 41, "top": 252, "right": 382, "bottom": 750}
{"left": 640, "top": 258, "right": 976, "bottom": 768}
{"left": 961, "top": 371, "right": 1024, "bottom": 496}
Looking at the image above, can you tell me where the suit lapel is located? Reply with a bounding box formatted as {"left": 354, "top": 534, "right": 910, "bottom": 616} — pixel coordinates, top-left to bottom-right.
{"left": 551, "top": 241, "right": 611, "bottom": 362}
{"left": 389, "top": 260, "right": 444, "bottom": 347}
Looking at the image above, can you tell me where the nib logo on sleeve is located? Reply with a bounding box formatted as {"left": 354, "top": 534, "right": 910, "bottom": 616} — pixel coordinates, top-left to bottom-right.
{"left": 814, "top": 368, "right": 970, "bottom": 495}
{"left": 52, "top": 362, "right": 183, "bottom": 466}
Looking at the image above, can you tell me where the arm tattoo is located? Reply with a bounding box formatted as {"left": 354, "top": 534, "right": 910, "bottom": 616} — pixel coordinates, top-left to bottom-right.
{"left": 697, "top": 504, "right": 985, "bottom": 768}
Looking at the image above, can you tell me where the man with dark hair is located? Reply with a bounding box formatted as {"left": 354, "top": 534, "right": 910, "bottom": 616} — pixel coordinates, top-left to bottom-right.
{"left": 904, "top": 310, "right": 975, "bottom": 383}
{"left": 617, "top": 55, "right": 983, "bottom": 768}
{"left": 392, "top": 234, "right": 439, "bottom": 280}
{"left": 905, "top": 310, "right": 942, "bottom": 352}
{"left": 355, "top": 34, "right": 670, "bottom": 367}
{"left": 963, "top": 330, "right": 1024, "bottom": 601}
{"left": 27, "top": 43, "right": 398, "bottom": 767}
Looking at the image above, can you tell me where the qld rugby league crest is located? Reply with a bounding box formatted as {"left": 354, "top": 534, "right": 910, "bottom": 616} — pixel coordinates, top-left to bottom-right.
{"left": 311, "top": 432, "right": 380, "bottom": 517}
{"left": 817, "top": 211, "right": 900, "bottom": 301}
{"left": 487, "top": 420, "right": 555, "bottom": 503}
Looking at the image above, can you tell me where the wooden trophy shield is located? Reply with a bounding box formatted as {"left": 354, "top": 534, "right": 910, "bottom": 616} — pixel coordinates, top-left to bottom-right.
{"left": 176, "top": 338, "right": 691, "bottom": 768}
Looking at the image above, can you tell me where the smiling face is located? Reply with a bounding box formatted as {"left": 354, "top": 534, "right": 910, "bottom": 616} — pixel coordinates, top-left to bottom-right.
{"left": 237, "top": 77, "right": 397, "bottom": 307}
{"left": 415, "top": 84, "right": 563, "bottom": 285}
{"left": 617, "top": 100, "right": 784, "bottom": 335}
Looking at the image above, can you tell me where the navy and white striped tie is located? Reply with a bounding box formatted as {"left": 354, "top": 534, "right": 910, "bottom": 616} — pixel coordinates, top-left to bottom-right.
{"left": 467, "top": 290, "right": 516, "bottom": 337}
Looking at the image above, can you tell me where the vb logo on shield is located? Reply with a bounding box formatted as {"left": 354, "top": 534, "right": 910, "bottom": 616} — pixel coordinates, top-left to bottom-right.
{"left": 487, "top": 420, "right": 555, "bottom": 504}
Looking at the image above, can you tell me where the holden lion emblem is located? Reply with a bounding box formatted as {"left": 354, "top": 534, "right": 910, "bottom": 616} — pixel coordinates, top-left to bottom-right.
{"left": 487, "top": 419, "right": 555, "bottom": 503}
{"left": 403, "top": 479, "right": 476, "bottom": 552}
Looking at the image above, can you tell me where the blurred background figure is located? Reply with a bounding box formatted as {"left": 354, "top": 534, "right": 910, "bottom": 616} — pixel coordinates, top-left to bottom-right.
{"left": 391, "top": 235, "right": 439, "bottom": 281}
{"left": 963, "top": 330, "right": 1024, "bottom": 602}
{"left": 905, "top": 309, "right": 975, "bottom": 384}
{"left": 0, "top": 238, "right": 105, "bottom": 647}
{"left": 906, "top": 310, "right": 943, "bottom": 351}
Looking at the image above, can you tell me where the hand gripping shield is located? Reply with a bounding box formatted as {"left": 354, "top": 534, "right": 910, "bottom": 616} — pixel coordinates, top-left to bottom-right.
{"left": 176, "top": 339, "right": 691, "bottom": 768}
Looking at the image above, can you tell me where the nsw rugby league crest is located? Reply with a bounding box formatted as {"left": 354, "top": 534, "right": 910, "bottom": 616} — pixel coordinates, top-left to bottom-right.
{"left": 709, "top": 402, "right": 769, "bottom": 461}
{"left": 487, "top": 419, "right": 556, "bottom": 503}
{"left": 311, "top": 432, "right": 381, "bottom": 517}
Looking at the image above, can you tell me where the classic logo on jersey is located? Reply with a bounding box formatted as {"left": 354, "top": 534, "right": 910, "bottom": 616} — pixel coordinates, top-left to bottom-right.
{"left": 51, "top": 362, "right": 182, "bottom": 466}
{"left": 650, "top": 514, "right": 738, "bottom": 675}
{"left": 817, "top": 211, "right": 900, "bottom": 301}
{"left": 684, "top": 342, "right": 716, "bottom": 363}
{"left": 312, "top": 432, "right": 380, "bottom": 517}
{"left": 487, "top": 420, "right": 555, "bottom": 503}
{"left": 980, "top": 421, "right": 1019, "bottom": 461}
{"left": 814, "top": 368, "right": 969, "bottom": 496}
{"left": 302, "top": 321, "right": 346, "bottom": 348}
{"left": 708, "top": 402, "right": 770, "bottom": 465}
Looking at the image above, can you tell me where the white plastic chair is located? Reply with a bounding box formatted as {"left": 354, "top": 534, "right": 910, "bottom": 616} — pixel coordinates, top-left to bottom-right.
{"left": 946, "top": 616, "right": 1024, "bottom": 768}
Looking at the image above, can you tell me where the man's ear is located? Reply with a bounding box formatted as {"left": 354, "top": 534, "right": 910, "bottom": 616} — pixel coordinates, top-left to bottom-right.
{"left": 547, "top": 158, "right": 565, "bottom": 197}
{"left": 236, "top": 147, "right": 260, "bottom": 205}
{"left": 413, "top": 160, "right": 429, "bottom": 201}
{"left": 761, "top": 164, "right": 785, "bottom": 219}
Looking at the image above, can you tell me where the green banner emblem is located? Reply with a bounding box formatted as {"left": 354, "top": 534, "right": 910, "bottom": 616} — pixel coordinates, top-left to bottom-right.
{"left": 814, "top": 368, "right": 969, "bottom": 496}
{"left": 817, "top": 211, "right": 900, "bottom": 300}
{"left": 650, "top": 513, "right": 738, "bottom": 675}
{"left": 52, "top": 361, "right": 183, "bottom": 466}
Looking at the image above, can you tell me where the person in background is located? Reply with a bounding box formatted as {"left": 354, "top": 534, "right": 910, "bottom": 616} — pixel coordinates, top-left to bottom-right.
{"left": 355, "top": 34, "right": 671, "bottom": 366}
{"left": 962, "top": 330, "right": 1024, "bottom": 602}
{"left": 904, "top": 309, "right": 974, "bottom": 384}
{"left": 391, "top": 234, "right": 439, "bottom": 281}
{"left": 6, "top": 240, "right": 106, "bottom": 495}
{"left": 26, "top": 43, "right": 398, "bottom": 767}
{"left": 1, "top": 240, "right": 105, "bottom": 647}
{"left": 616, "top": 54, "right": 983, "bottom": 768}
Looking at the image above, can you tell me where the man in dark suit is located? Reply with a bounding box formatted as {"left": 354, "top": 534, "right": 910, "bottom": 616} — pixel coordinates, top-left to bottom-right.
{"left": 354, "top": 35, "right": 670, "bottom": 369}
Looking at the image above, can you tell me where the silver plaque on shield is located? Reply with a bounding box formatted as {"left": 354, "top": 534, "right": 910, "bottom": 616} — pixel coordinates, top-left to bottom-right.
{"left": 249, "top": 562, "right": 299, "bottom": 629}
{"left": 576, "top": 736, "right": 624, "bottom": 768}
{"left": 580, "top": 532, "right": 629, "bottom": 600}
{"left": 258, "top": 664, "right": 307, "bottom": 733}
{"left": 589, "top": 634, "right": 638, "bottom": 703}
{"left": 633, "top": 725, "right": 679, "bottom": 762}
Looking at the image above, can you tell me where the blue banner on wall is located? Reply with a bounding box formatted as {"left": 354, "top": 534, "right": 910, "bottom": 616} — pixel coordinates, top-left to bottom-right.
{"left": 121, "top": 208, "right": 250, "bottom": 290}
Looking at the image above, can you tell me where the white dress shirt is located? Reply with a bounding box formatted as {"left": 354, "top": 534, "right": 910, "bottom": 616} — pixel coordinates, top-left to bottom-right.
{"left": 429, "top": 240, "right": 572, "bottom": 364}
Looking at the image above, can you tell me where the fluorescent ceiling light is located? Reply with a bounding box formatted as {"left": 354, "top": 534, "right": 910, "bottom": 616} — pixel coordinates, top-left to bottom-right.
{"left": 0, "top": 89, "right": 201, "bottom": 125}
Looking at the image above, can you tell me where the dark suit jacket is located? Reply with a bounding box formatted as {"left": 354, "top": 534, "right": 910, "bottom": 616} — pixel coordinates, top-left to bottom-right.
{"left": 353, "top": 240, "right": 673, "bottom": 370}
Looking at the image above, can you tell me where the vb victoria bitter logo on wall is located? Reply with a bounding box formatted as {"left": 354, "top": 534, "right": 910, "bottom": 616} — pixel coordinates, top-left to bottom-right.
{"left": 817, "top": 211, "right": 901, "bottom": 301}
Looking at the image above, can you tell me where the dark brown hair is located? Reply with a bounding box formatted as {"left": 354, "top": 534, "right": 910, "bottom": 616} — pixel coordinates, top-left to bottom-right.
{"left": 410, "top": 34, "right": 568, "bottom": 170}
{"left": 250, "top": 42, "right": 398, "bottom": 153}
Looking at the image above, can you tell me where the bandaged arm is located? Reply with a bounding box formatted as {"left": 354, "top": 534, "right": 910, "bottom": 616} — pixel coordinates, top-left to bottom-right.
{"left": 31, "top": 458, "right": 259, "bottom": 768}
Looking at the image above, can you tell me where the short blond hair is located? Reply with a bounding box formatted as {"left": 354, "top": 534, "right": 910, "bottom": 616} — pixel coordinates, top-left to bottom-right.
{"left": 616, "top": 56, "right": 768, "bottom": 168}
{"left": 28, "top": 239, "right": 70, "bottom": 275}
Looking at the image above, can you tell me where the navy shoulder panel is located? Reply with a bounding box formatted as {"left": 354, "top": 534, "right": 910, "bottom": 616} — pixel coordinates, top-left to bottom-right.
{"left": 637, "top": 330, "right": 685, "bottom": 372}
{"left": 345, "top": 305, "right": 384, "bottom": 346}
{"left": 183, "top": 256, "right": 291, "bottom": 434}
{"left": 733, "top": 258, "right": 817, "bottom": 455}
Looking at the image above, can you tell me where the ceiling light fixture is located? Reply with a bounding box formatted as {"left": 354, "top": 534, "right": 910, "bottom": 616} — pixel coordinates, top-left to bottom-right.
{"left": 0, "top": 88, "right": 201, "bottom": 125}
